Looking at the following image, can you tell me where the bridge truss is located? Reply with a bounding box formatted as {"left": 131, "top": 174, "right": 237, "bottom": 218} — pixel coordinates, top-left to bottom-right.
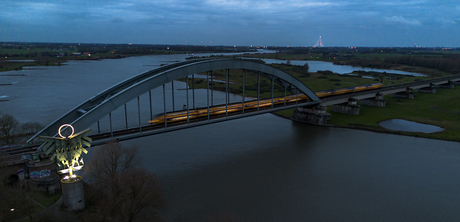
{"left": 29, "top": 58, "right": 321, "bottom": 146}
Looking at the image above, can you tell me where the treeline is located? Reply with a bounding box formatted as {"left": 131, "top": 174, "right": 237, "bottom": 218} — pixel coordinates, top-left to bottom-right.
{"left": 0, "top": 113, "right": 43, "bottom": 146}
{"left": 384, "top": 56, "right": 460, "bottom": 73}
{"left": 335, "top": 57, "right": 394, "bottom": 69}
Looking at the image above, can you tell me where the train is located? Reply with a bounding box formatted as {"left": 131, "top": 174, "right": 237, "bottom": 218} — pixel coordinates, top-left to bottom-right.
{"left": 149, "top": 83, "right": 383, "bottom": 124}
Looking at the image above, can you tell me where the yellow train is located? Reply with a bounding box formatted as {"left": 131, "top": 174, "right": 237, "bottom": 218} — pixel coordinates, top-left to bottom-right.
{"left": 149, "top": 83, "right": 383, "bottom": 124}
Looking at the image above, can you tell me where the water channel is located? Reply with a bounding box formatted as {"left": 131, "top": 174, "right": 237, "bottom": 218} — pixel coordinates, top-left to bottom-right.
{"left": 1, "top": 52, "right": 459, "bottom": 221}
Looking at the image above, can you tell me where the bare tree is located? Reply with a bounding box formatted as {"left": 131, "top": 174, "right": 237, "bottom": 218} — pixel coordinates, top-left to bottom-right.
{"left": 86, "top": 141, "right": 139, "bottom": 181}
{"left": 0, "top": 113, "right": 19, "bottom": 145}
{"left": 84, "top": 141, "right": 164, "bottom": 222}
{"left": 19, "top": 122, "right": 43, "bottom": 138}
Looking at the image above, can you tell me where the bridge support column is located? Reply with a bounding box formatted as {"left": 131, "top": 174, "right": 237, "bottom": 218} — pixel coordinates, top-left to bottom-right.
{"left": 292, "top": 106, "right": 330, "bottom": 126}
{"left": 332, "top": 98, "right": 360, "bottom": 115}
{"left": 438, "top": 80, "right": 455, "bottom": 89}
{"left": 418, "top": 83, "right": 437, "bottom": 93}
{"left": 61, "top": 176, "right": 85, "bottom": 211}
{"left": 359, "top": 92, "right": 386, "bottom": 107}
{"left": 392, "top": 87, "right": 415, "bottom": 99}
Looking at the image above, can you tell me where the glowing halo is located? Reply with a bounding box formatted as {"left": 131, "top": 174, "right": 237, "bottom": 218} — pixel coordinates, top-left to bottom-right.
{"left": 58, "top": 124, "right": 74, "bottom": 138}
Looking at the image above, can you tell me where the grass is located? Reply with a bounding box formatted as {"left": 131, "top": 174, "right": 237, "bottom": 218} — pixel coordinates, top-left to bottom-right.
{"left": 331, "top": 87, "right": 460, "bottom": 142}
{"left": 276, "top": 87, "right": 460, "bottom": 142}
{"left": 28, "top": 190, "right": 62, "bottom": 208}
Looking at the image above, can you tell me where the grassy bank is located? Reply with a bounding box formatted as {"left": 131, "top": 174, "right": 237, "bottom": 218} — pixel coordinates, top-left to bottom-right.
{"left": 276, "top": 87, "right": 460, "bottom": 142}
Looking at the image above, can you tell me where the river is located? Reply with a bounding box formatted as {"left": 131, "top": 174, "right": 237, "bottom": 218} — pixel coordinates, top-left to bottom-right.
{"left": 1, "top": 52, "right": 459, "bottom": 221}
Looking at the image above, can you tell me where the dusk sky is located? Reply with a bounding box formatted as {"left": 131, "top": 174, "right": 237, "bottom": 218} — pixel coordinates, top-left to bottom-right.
{"left": 1, "top": 0, "right": 459, "bottom": 47}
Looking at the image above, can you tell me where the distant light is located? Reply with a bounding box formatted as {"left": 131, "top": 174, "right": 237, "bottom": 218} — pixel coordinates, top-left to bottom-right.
{"left": 11, "top": 209, "right": 14, "bottom": 212}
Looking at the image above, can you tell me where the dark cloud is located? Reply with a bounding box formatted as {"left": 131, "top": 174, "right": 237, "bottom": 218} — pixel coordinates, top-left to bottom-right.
{"left": 0, "top": 0, "right": 459, "bottom": 46}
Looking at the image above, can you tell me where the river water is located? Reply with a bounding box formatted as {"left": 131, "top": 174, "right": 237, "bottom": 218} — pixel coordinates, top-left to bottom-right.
{"left": 1, "top": 52, "right": 459, "bottom": 221}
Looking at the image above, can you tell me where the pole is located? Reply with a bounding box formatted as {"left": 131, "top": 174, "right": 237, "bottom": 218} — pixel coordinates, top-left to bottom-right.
{"left": 207, "top": 71, "right": 210, "bottom": 120}
{"left": 257, "top": 72, "right": 260, "bottom": 111}
{"left": 186, "top": 76, "right": 189, "bottom": 124}
{"left": 138, "top": 96, "right": 141, "bottom": 133}
{"left": 109, "top": 112, "right": 113, "bottom": 138}
{"left": 284, "top": 82, "right": 287, "bottom": 106}
{"left": 211, "top": 71, "right": 213, "bottom": 106}
{"left": 242, "top": 69, "right": 245, "bottom": 114}
{"left": 271, "top": 75, "right": 274, "bottom": 109}
{"left": 172, "top": 81, "right": 175, "bottom": 111}
{"left": 296, "top": 88, "right": 298, "bottom": 105}
{"left": 149, "top": 90, "right": 153, "bottom": 121}
{"left": 192, "top": 74, "right": 195, "bottom": 109}
{"left": 124, "top": 104, "right": 128, "bottom": 129}
{"left": 163, "top": 84, "right": 167, "bottom": 128}
{"left": 226, "top": 69, "right": 228, "bottom": 117}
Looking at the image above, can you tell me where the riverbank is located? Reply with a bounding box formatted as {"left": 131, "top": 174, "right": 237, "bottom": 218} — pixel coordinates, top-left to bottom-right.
{"left": 233, "top": 53, "right": 452, "bottom": 77}
{"left": 275, "top": 86, "right": 460, "bottom": 142}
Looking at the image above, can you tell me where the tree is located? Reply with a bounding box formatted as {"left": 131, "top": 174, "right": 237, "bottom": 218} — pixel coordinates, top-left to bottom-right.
{"left": 85, "top": 141, "right": 165, "bottom": 222}
{"left": 0, "top": 184, "right": 36, "bottom": 222}
{"left": 19, "top": 122, "right": 43, "bottom": 138}
{"left": 0, "top": 113, "right": 19, "bottom": 145}
{"left": 303, "top": 63, "right": 309, "bottom": 73}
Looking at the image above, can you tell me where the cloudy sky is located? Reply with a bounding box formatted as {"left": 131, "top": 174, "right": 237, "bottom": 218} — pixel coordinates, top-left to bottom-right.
{"left": 1, "top": 0, "right": 459, "bottom": 47}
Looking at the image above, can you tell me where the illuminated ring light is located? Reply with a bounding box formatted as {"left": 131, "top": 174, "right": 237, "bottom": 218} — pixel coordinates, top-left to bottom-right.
{"left": 58, "top": 124, "right": 74, "bottom": 138}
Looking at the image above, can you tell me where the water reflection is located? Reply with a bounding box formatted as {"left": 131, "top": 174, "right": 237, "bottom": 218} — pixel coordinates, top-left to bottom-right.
{"left": 379, "top": 119, "right": 444, "bottom": 133}
{"left": 253, "top": 58, "right": 426, "bottom": 76}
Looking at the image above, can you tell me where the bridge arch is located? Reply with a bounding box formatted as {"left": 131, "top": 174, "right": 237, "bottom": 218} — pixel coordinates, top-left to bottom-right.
{"left": 30, "top": 58, "right": 319, "bottom": 140}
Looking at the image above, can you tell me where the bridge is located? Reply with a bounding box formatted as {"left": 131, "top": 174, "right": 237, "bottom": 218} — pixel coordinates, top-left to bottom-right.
{"left": 1, "top": 58, "right": 460, "bottom": 188}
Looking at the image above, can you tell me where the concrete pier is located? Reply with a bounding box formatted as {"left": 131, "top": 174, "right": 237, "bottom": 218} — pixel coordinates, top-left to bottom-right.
{"left": 392, "top": 87, "right": 415, "bottom": 99}
{"left": 292, "top": 106, "right": 331, "bottom": 126}
{"left": 359, "top": 92, "right": 386, "bottom": 107}
{"left": 332, "top": 98, "right": 360, "bottom": 115}
{"left": 438, "top": 80, "right": 455, "bottom": 89}
{"left": 61, "top": 176, "right": 85, "bottom": 211}
{"left": 418, "top": 83, "right": 437, "bottom": 93}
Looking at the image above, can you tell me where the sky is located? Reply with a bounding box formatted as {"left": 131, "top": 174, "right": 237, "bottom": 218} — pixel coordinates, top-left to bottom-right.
{"left": 1, "top": 0, "right": 459, "bottom": 47}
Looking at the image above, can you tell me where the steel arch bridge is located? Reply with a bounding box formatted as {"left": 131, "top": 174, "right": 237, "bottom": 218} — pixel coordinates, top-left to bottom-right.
{"left": 29, "top": 58, "right": 320, "bottom": 144}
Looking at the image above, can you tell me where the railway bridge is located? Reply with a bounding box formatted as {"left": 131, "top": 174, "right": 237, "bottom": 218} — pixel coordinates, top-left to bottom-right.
{"left": 1, "top": 58, "right": 460, "bottom": 189}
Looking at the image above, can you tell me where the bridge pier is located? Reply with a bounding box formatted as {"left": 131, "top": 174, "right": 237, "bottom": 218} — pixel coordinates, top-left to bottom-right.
{"left": 61, "top": 176, "right": 85, "bottom": 211}
{"left": 332, "top": 98, "right": 360, "bottom": 115}
{"left": 438, "top": 80, "right": 455, "bottom": 89}
{"left": 392, "top": 87, "right": 415, "bottom": 99}
{"left": 292, "top": 106, "right": 331, "bottom": 126}
{"left": 359, "top": 92, "right": 386, "bottom": 107}
{"left": 418, "top": 83, "right": 437, "bottom": 93}
{"left": 26, "top": 160, "right": 61, "bottom": 194}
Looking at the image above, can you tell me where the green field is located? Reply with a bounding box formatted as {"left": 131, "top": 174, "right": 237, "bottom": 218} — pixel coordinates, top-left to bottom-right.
{"left": 276, "top": 87, "right": 460, "bottom": 142}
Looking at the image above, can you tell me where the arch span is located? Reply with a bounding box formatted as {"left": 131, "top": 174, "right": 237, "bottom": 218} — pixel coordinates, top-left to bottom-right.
{"left": 30, "top": 58, "right": 319, "bottom": 140}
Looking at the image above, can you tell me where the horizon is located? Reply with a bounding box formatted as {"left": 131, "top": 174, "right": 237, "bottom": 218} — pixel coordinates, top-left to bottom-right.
{"left": 2, "top": 0, "right": 459, "bottom": 47}
{"left": 1, "top": 41, "right": 459, "bottom": 49}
